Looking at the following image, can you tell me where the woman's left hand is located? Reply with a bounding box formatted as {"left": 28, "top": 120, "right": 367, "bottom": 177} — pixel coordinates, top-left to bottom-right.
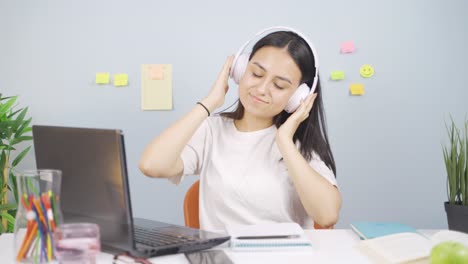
{"left": 277, "top": 93, "right": 318, "bottom": 141}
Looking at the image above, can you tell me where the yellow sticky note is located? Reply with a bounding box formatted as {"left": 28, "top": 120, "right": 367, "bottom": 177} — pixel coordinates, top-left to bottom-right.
{"left": 330, "top": 71, "right": 345, "bottom": 80}
{"left": 350, "top": 84, "right": 365, "bottom": 95}
{"left": 141, "top": 64, "right": 172, "bottom": 110}
{"left": 95, "top": 72, "right": 110, "bottom": 84}
{"left": 113, "top": 74, "right": 128, "bottom": 87}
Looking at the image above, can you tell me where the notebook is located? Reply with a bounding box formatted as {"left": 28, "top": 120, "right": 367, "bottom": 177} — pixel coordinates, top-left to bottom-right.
{"left": 225, "top": 222, "right": 313, "bottom": 251}
{"left": 350, "top": 222, "right": 418, "bottom": 240}
{"left": 357, "top": 230, "right": 468, "bottom": 264}
{"left": 32, "top": 125, "right": 230, "bottom": 257}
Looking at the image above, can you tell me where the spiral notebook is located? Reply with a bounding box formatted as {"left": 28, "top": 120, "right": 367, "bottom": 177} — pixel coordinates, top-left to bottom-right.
{"left": 226, "top": 223, "right": 313, "bottom": 251}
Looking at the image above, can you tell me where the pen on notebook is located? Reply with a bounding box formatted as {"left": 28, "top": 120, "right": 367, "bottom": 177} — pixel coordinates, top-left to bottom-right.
{"left": 236, "top": 235, "right": 300, "bottom": 239}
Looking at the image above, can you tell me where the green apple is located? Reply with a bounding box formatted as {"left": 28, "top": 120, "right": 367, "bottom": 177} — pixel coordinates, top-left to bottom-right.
{"left": 430, "top": 241, "right": 468, "bottom": 264}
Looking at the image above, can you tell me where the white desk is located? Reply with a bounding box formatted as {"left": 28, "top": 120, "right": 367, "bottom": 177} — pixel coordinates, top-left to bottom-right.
{"left": 0, "top": 229, "right": 436, "bottom": 264}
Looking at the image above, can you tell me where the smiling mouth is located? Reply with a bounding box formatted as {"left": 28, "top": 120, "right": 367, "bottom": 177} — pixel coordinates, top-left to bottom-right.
{"left": 250, "top": 94, "right": 268, "bottom": 104}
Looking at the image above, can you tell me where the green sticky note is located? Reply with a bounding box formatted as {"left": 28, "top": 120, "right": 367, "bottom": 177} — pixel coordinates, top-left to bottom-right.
{"left": 331, "top": 71, "right": 345, "bottom": 80}
{"left": 113, "top": 74, "right": 128, "bottom": 87}
{"left": 95, "top": 72, "right": 110, "bottom": 84}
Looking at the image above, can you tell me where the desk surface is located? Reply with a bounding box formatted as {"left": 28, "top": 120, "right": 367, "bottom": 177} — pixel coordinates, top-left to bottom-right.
{"left": 0, "top": 229, "right": 436, "bottom": 264}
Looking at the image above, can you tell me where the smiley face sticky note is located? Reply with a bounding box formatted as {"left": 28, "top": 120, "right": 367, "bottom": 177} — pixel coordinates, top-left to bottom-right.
{"left": 350, "top": 84, "right": 365, "bottom": 96}
{"left": 113, "top": 74, "right": 129, "bottom": 87}
{"left": 340, "top": 41, "right": 355, "bottom": 53}
{"left": 330, "top": 71, "right": 345, "bottom": 81}
{"left": 95, "top": 72, "right": 110, "bottom": 84}
{"left": 360, "top": 64, "right": 374, "bottom": 78}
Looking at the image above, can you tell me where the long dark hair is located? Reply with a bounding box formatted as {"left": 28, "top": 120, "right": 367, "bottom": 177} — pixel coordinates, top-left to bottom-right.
{"left": 221, "top": 31, "right": 336, "bottom": 176}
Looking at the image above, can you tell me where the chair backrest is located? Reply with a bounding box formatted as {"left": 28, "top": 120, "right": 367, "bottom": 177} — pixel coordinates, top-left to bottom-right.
{"left": 183, "top": 180, "right": 200, "bottom": 229}
{"left": 183, "top": 179, "right": 333, "bottom": 229}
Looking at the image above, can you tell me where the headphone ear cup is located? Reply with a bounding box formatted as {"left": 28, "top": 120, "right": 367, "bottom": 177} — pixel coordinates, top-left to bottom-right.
{"left": 284, "top": 83, "right": 310, "bottom": 113}
{"left": 230, "top": 53, "right": 250, "bottom": 84}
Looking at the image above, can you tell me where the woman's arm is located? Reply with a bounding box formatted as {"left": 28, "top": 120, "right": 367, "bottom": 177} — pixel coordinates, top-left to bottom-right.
{"left": 139, "top": 56, "right": 234, "bottom": 179}
{"left": 276, "top": 93, "right": 342, "bottom": 228}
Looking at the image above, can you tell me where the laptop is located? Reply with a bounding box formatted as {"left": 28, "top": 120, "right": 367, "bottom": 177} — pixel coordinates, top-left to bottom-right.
{"left": 32, "top": 125, "right": 230, "bottom": 257}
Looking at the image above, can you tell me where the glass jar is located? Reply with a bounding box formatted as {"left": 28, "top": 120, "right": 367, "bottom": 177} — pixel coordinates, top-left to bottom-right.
{"left": 53, "top": 223, "right": 101, "bottom": 264}
{"left": 14, "top": 169, "right": 63, "bottom": 264}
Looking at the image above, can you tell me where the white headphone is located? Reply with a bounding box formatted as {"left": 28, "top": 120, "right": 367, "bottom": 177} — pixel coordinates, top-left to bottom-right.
{"left": 229, "top": 26, "right": 319, "bottom": 113}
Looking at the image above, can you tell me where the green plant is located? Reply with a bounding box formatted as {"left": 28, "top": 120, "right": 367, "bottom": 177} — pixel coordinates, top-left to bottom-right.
{"left": 0, "top": 94, "right": 33, "bottom": 233}
{"left": 443, "top": 117, "right": 468, "bottom": 206}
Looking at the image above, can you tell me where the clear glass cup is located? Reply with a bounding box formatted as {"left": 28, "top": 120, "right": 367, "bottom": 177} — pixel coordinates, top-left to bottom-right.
{"left": 14, "top": 169, "right": 63, "bottom": 264}
{"left": 53, "top": 223, "right": 101, "bottom": 264}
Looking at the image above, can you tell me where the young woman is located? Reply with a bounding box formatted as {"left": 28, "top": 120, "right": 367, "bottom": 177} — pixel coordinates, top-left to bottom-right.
{"left": 139, "top": 29, "right": 342, "bottom": 231}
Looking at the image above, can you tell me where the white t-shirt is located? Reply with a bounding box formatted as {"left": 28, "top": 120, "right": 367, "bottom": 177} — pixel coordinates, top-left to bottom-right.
{"left": 170, "top": 116, "right": 337, "bottom": 232}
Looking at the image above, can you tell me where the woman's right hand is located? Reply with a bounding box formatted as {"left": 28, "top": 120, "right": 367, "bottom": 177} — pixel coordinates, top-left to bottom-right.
{"left": 200, "top": 56, "right": 234, "bottom": 112}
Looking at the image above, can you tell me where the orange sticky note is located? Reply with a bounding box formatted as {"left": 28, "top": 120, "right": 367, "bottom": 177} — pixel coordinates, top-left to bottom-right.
{"left": 340, "top": 41, "right": 355, "bottom": 53}
{"left": 149, "top": 65, "right": 165, "bottom": 80}
{"left": 350, "top": 84, "right": 365, "bottom": 95}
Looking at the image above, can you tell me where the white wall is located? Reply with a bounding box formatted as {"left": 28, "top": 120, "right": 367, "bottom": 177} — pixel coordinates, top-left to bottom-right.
{"left": 1, "top": 0, "right": 467, "bottom": 228}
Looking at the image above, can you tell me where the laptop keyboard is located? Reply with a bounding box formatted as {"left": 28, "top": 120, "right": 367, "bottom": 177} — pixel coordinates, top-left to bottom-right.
{"left": 134, "top": 226, "right": 202, "bottom": 247}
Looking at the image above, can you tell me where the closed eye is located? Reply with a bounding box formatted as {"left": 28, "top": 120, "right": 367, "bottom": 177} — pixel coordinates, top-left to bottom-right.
{"left": 274, "top": 84, "right": 285, "bottom": 90}
{"left": 252, "top": 72, "right": 262, "bottom": 78}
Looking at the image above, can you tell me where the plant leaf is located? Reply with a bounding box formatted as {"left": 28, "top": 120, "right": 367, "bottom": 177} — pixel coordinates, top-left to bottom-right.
{"left": 7, "top": 219, "right": 14, "bottom": 232}
{"left": 0, "top": 95, "right": 13, "bottom": 101}
{"left": 0, "top": 212, "right": 15, "bottom": 230}
{"left": 6, "top": 108, "right": 21, "bottom": 119}
{"left": 12, "top": 107, "right": 28, "bottom": 132}
{"left": 0, "top": 203, "right": 17, "bottom": 211}
{"left": 0, "top": 120, "right": 14, "bottom": 133}
{"left": 0, "top": 151, "right": 5, "bottom": 192}
{"left": 14, "top": 117, "right": 32, "bottom": 138}
{"left": 9, "top": 169, "right": 18, "bottom": 204}
{"left": 11, "top": 146, "right": 31, "bottom": 167}
{"left": 0, "top": 96, "right": 17, "bottom": 116}
{"left": 10, "top": 136, "right": 33, "bottom": 146}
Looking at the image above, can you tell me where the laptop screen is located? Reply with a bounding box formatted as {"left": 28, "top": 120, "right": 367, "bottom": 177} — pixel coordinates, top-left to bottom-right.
{"left": 32, "top": 125, "right": 135, "bottom": 251}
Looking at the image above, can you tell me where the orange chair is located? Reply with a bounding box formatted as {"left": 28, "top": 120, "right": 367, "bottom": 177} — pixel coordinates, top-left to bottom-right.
{"left": 183, "top": 180, "right": 333, "bottom": 229}
{"left": 184, "top": 180, "right": 200, "bottom": 229}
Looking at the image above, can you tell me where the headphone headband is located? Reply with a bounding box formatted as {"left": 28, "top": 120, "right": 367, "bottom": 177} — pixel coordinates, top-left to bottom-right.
{"left": 231, "top": 26, "right": 319, "bottom": 85}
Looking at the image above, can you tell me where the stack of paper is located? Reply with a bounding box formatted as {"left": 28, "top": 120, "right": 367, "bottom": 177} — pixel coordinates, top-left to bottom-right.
{"left": 225, "top": 223, "right": 313, "bottom": 251}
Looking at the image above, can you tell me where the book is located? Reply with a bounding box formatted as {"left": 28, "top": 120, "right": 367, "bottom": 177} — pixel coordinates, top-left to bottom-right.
{"left": 225, "top": 222, "right": 313, "bottom": 251}
{"left": 350, "top": 222, "right": 418, "bottom": 240}
{"left": 357, "top": 230, "right": 468, "bottom": 264}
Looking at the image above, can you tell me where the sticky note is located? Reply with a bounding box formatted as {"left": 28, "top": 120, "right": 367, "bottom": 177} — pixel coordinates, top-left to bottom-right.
{"left": 350, "top": 84, "right": 365, "bottom": 96}
{"left": 113, "top": 74, "right": 128, "bottom": 87}
{"left": 340, "top": 41, "right": 355, "bottom": 53}
{"left": 141, "top": 64, "right": 172, "bottom": 110}
{"left": 360, "top": 64, "right": 374, "bottom": 78}
{"left": 95, "top": 72, "right": 110, "bottom": 84}
{"left": 149, "top": 65, "right": 165, "bottom": 80}
{"left": 330, "top": 71, "right": 345, "bottom": 80}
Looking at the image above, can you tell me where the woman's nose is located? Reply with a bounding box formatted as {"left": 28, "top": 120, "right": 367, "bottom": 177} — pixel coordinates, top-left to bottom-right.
{"left": 255, "top": 80, "right": 269, "bottom": 95}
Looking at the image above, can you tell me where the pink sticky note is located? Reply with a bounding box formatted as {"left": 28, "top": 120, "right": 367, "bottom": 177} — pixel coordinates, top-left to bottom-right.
{"left": 340, "top": 41, "right": 355, "bottom": 53}
{"left": 149, "top": 65, "right": 164, "bottom": 80}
